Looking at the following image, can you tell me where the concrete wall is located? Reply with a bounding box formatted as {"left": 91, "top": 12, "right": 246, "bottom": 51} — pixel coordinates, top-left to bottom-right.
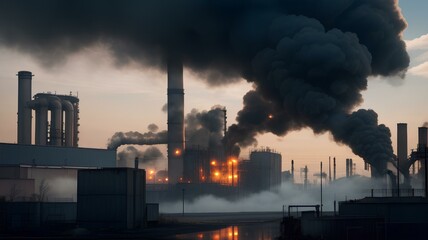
{"left": 0, "top": 179, "right": 35, "bottom": 201}
{"left": 77, "top": 168, "right": 146, "bottom": 230}
{"left": 0, "top": 143, "right": 116, "bottom": 168}
{"left": 0, "top": 166, "right": 78, "bottom": 202}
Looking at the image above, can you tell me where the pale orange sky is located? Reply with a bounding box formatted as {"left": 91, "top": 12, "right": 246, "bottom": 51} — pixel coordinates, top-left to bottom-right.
{"left": 0, "top": 1, "right": 427, "bottom": 182}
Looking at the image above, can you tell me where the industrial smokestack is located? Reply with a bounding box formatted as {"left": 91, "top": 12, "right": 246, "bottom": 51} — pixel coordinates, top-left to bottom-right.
{"left": 397, "top": 123, "right": 408, "bottom": 169}
{"left": 333, "top": 157, "right": 336, "bottom": 181}
{"left": 17, "top": 71, "right": 33, "bottom": 145}
{"left": 167, "top": 55, "right": 185, "bottom": 184}
{"left": 346, "top": 159, "right": 350, "bottom": 178}
{"left": 418, "top": 127, "right": 427, "bottom": 152}
{"left": 328, "top": 157, "right": 331, "bottom": 183}
{"left": 291, "top": 160, "right": 294, "bottom": 183}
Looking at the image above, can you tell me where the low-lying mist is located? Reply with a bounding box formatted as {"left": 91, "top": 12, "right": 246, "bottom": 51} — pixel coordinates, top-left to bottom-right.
{"left": 160, "top": 176, "right": 384, "bottom": 213}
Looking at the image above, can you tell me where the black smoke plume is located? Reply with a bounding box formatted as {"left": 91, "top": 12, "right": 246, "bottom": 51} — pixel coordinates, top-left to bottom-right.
{"left": 0, "top": 0, "right": 409, "bottom": 176}
{"left": 107, "top": 124, "right": 167, "bottom": 150}
{"left": 117, "top": 145, "right": 164, "bottom": 169}
{"left": 186, "top": 106, "right": 225, "bottom": 149}
{"left": 109, "top": 106, "right": 225, "bottom": 150}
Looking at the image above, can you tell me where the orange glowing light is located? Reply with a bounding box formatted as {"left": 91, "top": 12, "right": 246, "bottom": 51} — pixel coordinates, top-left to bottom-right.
{"left": 197, "top": 233, "right": 204, "bottom": 239}
{"left": 149, "top": 170, "right": 154, "bottom": 175}
{"left": 211, "top": 160, "right": 216, "bottom": 166}
{"left": 232, "top": 159, "right": 237, "bottom": 163}
{"left": 165, "top": 178, "right": 168, "bottom": 181}
{"left": 174, "top": 149, "right": 181, "bottom": 156}
{"left": 228, "top": 175, "right": 232, "bottom": 179}
{"left": 268, "top": 114, "right": 274, "bottom": 119}
{"left": 214, "top": 172, "right": 220, "bottom": 177}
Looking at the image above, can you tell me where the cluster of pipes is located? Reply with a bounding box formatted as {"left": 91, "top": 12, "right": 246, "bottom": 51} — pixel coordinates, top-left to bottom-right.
{"left": 17, "top": 71, "right": 79, "bottom": 147}
{"left": 397, "top": 123, "right": 428, "bottom": 186}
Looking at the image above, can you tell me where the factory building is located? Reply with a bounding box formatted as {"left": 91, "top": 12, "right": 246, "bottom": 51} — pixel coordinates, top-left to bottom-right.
{"left": 77, "top": 168, "right": 146, "bottom": 229}
{"left": 239, "top": 147, "right": 282, "bottom": 193}
{"left": 183, "top": 146, "right": 226, "bottom": 184}
{"left": 0, "top": 71, "right": 116, "bottom": 202}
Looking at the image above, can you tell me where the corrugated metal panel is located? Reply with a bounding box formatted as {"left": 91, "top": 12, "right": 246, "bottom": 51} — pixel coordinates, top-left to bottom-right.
{"left": 77, "top": 168, "right": 146, "bottom": 230}
{"left": 146, "top": 203, "right": 159, "bottom": 222}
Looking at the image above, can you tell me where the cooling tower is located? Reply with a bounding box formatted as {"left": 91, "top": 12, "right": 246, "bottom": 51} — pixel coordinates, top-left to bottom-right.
{"left": 397, "top": 123, "right": 408, "bottom": 164}
{"left": 167, "top": 56, "right": 185, "bottom": 184}
{"left": 17, "top": 71, "right": 33, "bottom": 145}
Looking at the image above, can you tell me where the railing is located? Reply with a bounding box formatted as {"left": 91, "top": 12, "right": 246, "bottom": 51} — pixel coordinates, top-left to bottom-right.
{"left": 368, "top": 188, "right": 424, "bottom": 197}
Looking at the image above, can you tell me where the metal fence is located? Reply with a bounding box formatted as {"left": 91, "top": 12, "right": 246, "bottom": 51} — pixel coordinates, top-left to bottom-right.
{"left": 367, "top": 188, "right": 425, "bottom": 197}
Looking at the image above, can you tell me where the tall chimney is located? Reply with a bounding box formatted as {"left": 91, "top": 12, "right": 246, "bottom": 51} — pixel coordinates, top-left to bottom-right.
{"left": 167, "top": 55, "right": 185, "bottom": 184}
{"left": 418, "top": 127, "right": 428, "bottom": 152}
{"left": 346, "top": 158, "right": 350, "bottom": 178}
{"left": 333, "top": 157, "right": 336, "bottom": 181}
{"left": 17, "top": 71, "right": 33, "bottom": 145}
{"left": 397, "top": 123, "right": 408, "bottom": 168}
{"left": 291, "top": 160, "right": 294, "bottom": 183}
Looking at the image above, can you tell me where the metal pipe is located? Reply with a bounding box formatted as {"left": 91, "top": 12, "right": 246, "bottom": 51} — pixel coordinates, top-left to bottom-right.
{"left": 17, "top": 71, "right": 33, "bottom": 145}
{"left": 167, "top": 55, "right": 185, "bottom": 184}
{"left": 62, "top": 100, "right": 74, "bottom": 147}
{"left": 48, "top": 96, "right": 62, "bottom": 146}
{"left": 29, "top": 97, "right": 49, "bottom": 145}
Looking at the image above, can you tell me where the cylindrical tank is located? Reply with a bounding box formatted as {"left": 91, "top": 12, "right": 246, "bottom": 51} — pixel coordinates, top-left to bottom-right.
{"left": 62, "top": 100, "right": 74, "bottom": 147}
{"left": 48, "top": 96, "right": 62, "bottom": 146}
{"left": 167, "top": 55, "right": 185, "bottom": 184}
{"left": 17, "top": 71, "right": 33, "bottom": 144}
{"left": 418, "top": 127, "right": 428, "bottom": 152}
{"left": 30, "top": 97, "right": 49, "bottom": 145}
{"left": 397, "top": 123, "right": 408, "bottom": 163}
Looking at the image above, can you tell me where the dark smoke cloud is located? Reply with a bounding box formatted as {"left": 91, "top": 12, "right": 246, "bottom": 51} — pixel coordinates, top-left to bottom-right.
{"left": 147, "top": 123, "right": 159, "bottom": 133}
{"left": 186, "top": 106, "right": 225, "bottom": 149}
{"left": 107, "top": 130, "right": 167, "bottom": 150}
{"left": 161, "top": 104, "right": 168, "bottom": 113}
{"left": 109, "top": 106, "right": 225, "bottom": 150}
{"left": 0, "top": 0, "right": 409, "bottom": 175}
{"left": 117, "top": 145, "right": 164, "bottom": 169}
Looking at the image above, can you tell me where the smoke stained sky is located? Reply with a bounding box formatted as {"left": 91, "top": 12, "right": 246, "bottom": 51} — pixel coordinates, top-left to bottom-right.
{"left": 0, "top": 1, "right": 427, "bottom": 179}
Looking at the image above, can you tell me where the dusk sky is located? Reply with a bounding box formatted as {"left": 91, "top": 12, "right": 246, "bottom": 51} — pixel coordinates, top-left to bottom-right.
{"left": 0, "top": 0, "right": 427, "bottom": 181}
